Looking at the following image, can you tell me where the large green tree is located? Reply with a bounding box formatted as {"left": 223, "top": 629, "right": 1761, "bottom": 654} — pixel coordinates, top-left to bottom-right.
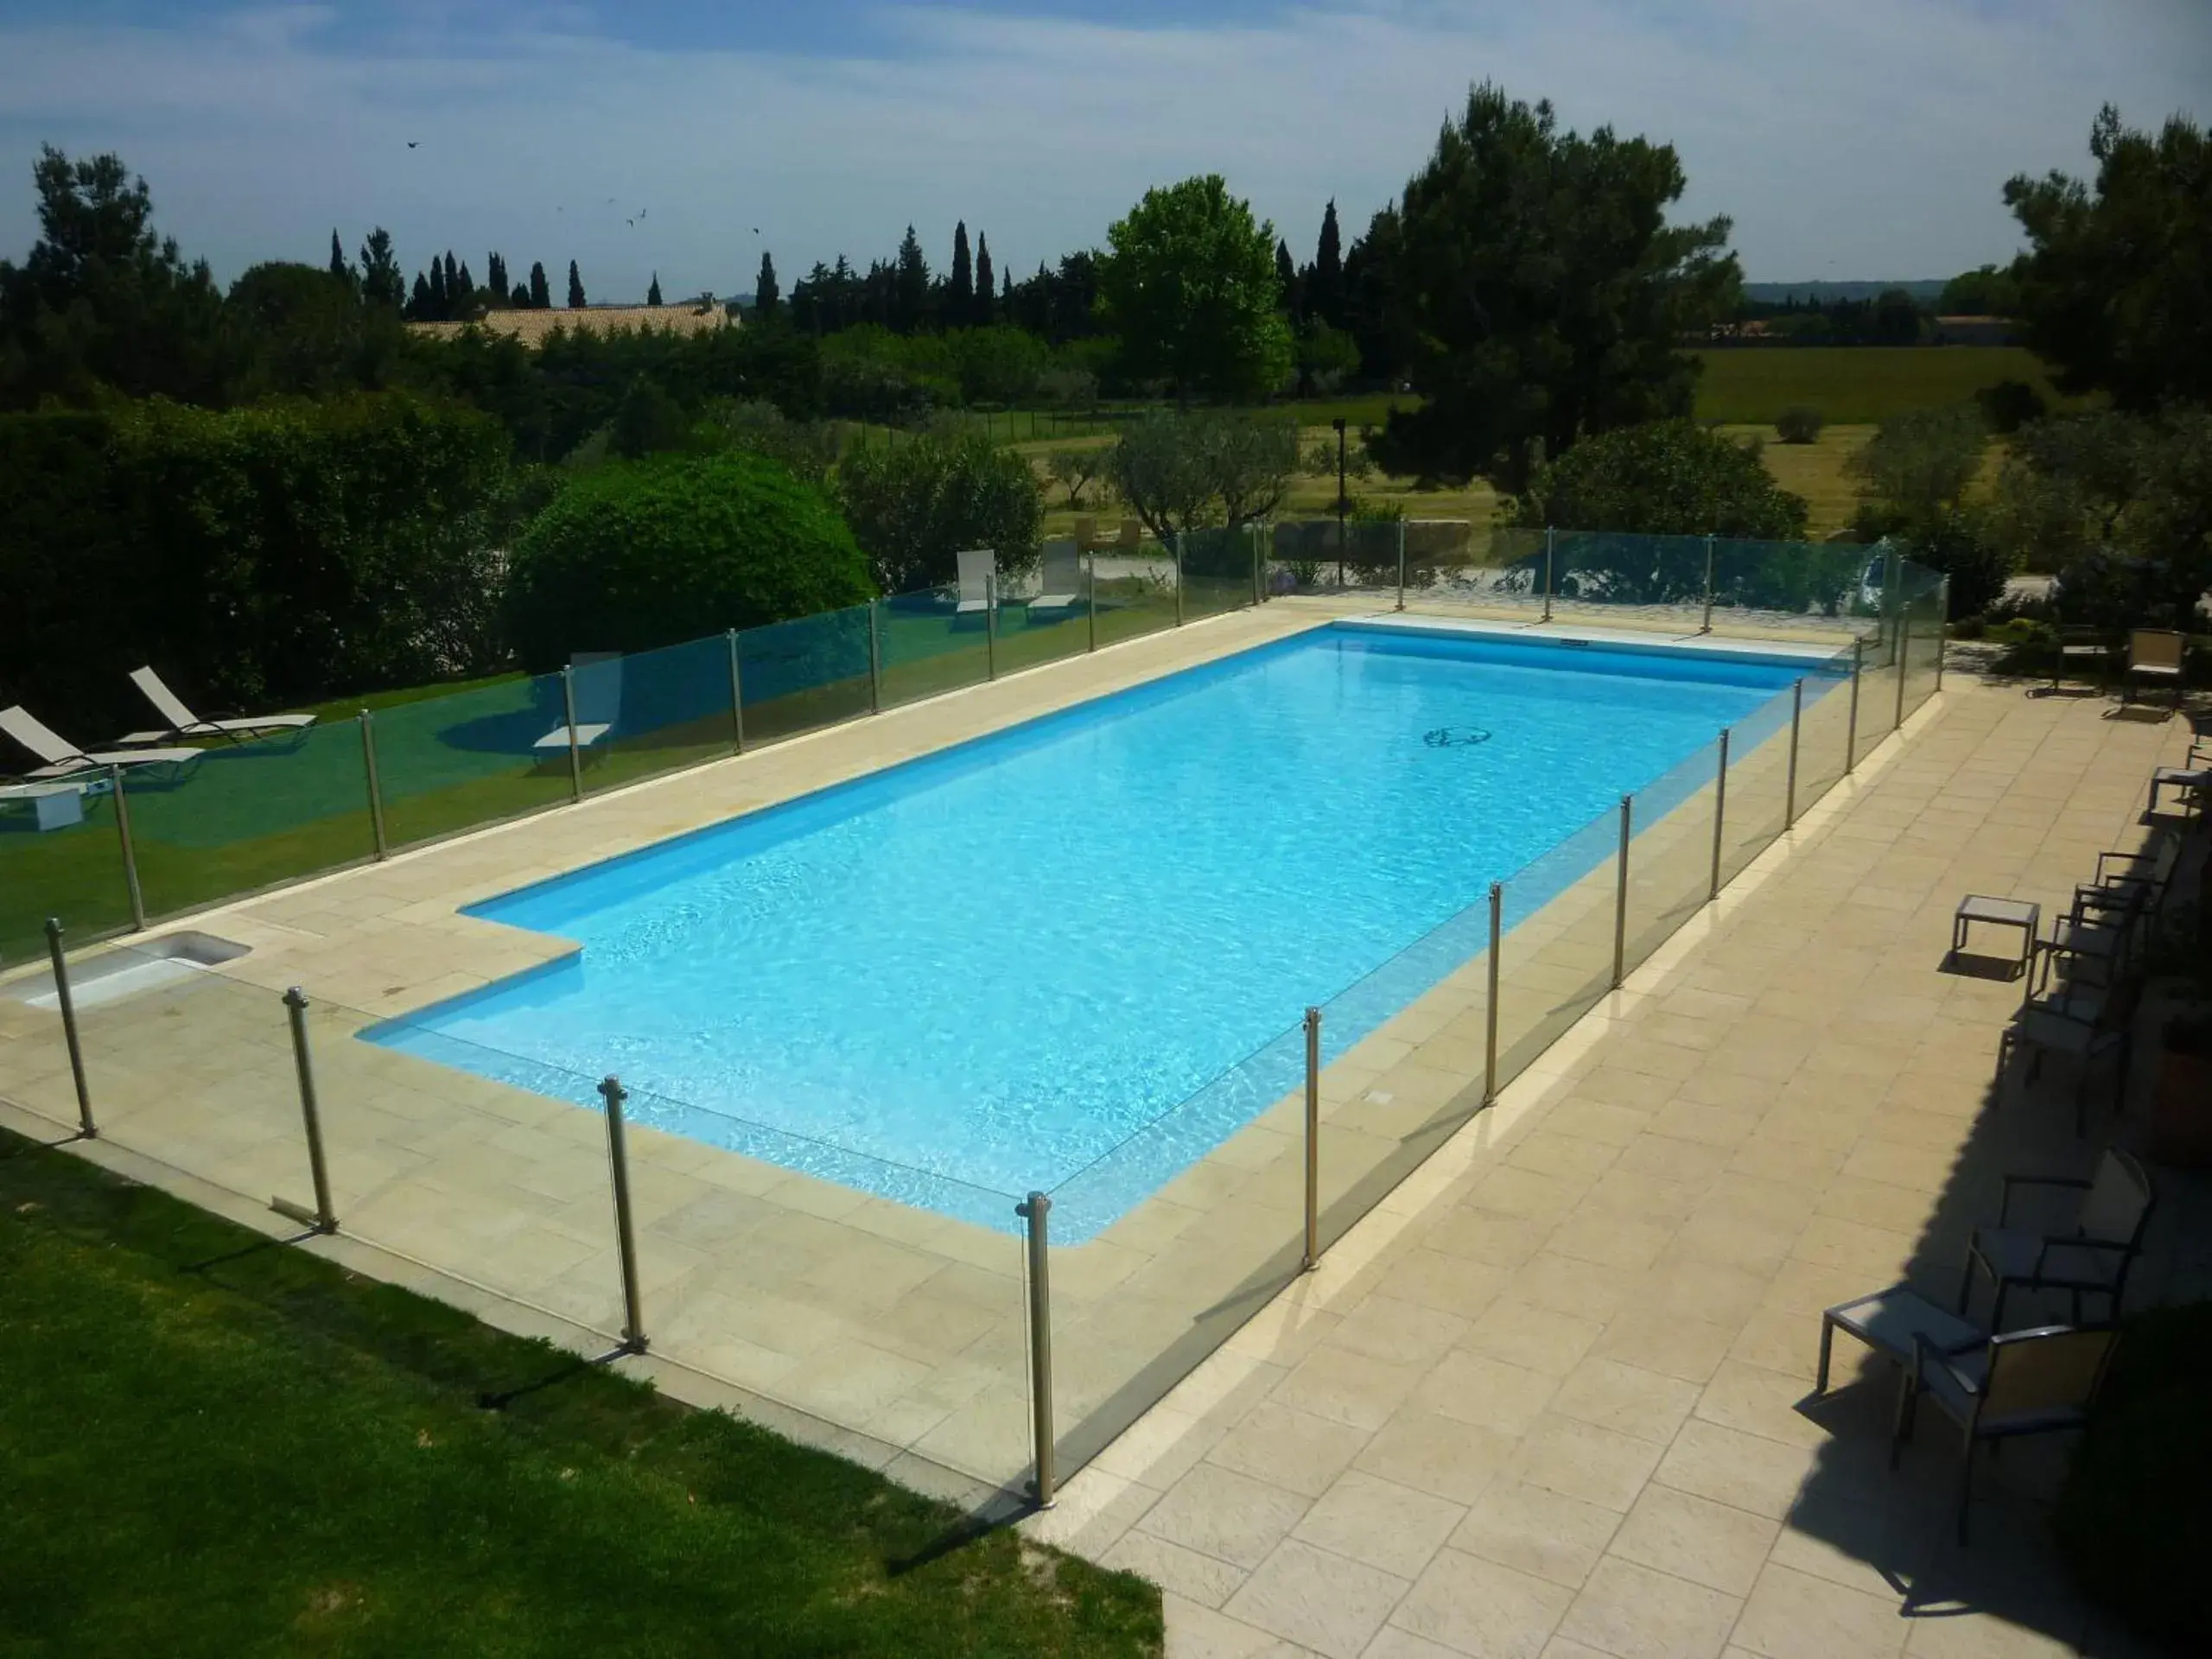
{"left": 1096, "top": 175, "right": 1292, "bottom": 403}
{"left": 1108, "top": 409, "right": 1300, "bottom": 537}
{"left": 0, "top": 145, "right": 229, "bottom": 409}
{"left": 1510, "top": 419, "right": 1808, "bottom": 539}
{"left": 837, "top": 423, "right": 1041, "bottom": 593}
{"left": 2005, "top": 106, "right": 2212, "bottom": 408}
{"left": 1363, "top": 85, "right": 1738, "bottom": 492}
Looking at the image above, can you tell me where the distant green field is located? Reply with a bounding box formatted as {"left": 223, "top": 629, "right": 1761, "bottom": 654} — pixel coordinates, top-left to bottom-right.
{"left": 1690, "top": 347, "right": 2076, "bottom": 424}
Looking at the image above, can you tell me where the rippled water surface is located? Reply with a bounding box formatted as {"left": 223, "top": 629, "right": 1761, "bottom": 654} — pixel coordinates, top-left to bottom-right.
{"left": 369, "top": 625, "right": 1814, "bottom": 1237}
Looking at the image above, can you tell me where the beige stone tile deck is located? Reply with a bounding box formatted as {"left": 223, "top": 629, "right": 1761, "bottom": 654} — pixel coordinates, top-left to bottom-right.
{"left": 1026, "top": 677, "right": 2205, "bottom": 1659}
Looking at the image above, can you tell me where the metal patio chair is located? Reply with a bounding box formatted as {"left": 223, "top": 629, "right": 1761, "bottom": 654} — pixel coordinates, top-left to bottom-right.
{"left": 1892, "top": 1322, "right": 2120, "bottom": 1542}
{"left": 2125, "top": 628, "right": 2186, "bottom": 711}
{"left": 1994, "top": 979, "right": 2133, "bottom": 1137}
{"left": 1958, "top": 1147, "right": 2154, "bottom": 1331}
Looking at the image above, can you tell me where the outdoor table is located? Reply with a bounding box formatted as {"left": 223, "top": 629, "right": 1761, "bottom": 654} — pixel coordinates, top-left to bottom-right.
{"left": 1952, "top": 895, "right": 2040, "bottom": 976}
{"left": 1817, "top": 1285, "right": 1985, "bottom": 1395}
{"left": 0, "top": 780, "right": 86, "bottom": 831}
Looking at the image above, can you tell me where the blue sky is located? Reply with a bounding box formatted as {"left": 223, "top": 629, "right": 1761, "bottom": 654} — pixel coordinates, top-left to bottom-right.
{"left": 1, "top": 1, "right": 2205, "bottom": 302}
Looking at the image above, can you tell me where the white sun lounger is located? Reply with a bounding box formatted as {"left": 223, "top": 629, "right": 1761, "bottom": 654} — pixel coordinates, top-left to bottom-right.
{"left": 956, "top": 549, "right": 996, "bottom": 615}
{"left": 1028, "top": 539, "right": 1084, "bottom": 613}
{"left": 534, "top": 652, "right": 624, "bottom": 753}
{"left": 0, "top": 704, "right": 202, "bottom": 780}
{"left": 120, "top": 665, "right": 318, "bottom": 746}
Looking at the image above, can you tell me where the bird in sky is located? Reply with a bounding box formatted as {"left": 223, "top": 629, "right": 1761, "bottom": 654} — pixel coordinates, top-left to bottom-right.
{"left": 406, "top": 140, "right": 419, "bottom": 149}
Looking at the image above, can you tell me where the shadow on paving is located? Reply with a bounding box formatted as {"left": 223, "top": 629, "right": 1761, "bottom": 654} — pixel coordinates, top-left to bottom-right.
{"left": 1781, "top": 719, "right": 2209, "bottom": 1658}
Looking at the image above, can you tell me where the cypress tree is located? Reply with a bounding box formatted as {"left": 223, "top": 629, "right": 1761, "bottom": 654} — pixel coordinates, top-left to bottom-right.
{"left": 442, "top": 251, "right": 460, "bottom": 304}
{"left": 529, "top": 260, "right": 551, "bottom": 308}
{"left": 427, "top": 257, "right": 449, "bottom": 320}
{"left": 975, "top": 234, "right": 994, "bottom": 324}
{"left": 893, "top": 225, "right": 929, "bottom": 334}
{"left": 647, "top": 271, "right": 663, "bottom": 306}
{"left": 949, "top": 220, "right": 973, "bottom": 327}
{"left": 511, "top": 282, "right": 530, "bottom": 308}
{"left": 1311, "top": 199, "right": 1344, "bottom": 329}
{"left": 568, "top": 260, "right": 586, "bottom": 308}
{"left": 486, "top": 251, "right": 507, "bottom": 298}
{"left": 1275, "top": 238, "right": 1300, "bottom": 321}
{"left": 755, "top": 251, "right": 779, "bottom": 315}
{"left": 328, "top": 229, "right": 349, "bottom": 283}
{"left": 456, "top": 260, "right": 475, "bottom": 311}
{"left": 410, "top": 270, "right": 432, "bottom": 320}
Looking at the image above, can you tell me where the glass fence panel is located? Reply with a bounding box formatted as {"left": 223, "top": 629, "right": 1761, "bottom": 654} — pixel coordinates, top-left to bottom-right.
{"left": 119, "top": 719, "right": 377, "bottom": 922}
{"left": 1179, "top": 526, "right": 1259, "bottom": 620}
{"left": 737, "top": 603, "right": 873, "bottom": 746}
{"left": 1794, "top": 658, "right": 1856, "bottom": 811}
{"left": 1092, "top": 538, "right": 1178, "bottom": 647}
{"left": 1622, "top": 735, "right": 1721, "bottom": 976}
{"left": 374, "top": 672, "right": 573, "bottom": 850}
{"left": 878, "top": 586, "right": 993, "bottom": 709}
{"left": 1710, "top": 537, "right": 1872, "bottom": 640}
{"left": 1043, "top": 1015, "right": 1313, "bottom": 1478}
{"left": 589, "top": 634, "right": 738, "bottom": 793}
{"left": 1714, "top": 683, "right": 1797, "bottom": 889}
{"left": 311, "top": 992, "right": 1037, "bottom": 1491}
{"left": 994, "top": 569, "right": 1091, "bottom": 678}
{"left": 1494, "top": 804, "right": 1624, "bottom": 1083}
{"left": 1853, "top": 626, "right": 1900, "bottom": 759}
{"left": 1553, "top": 531, "right": 1709, "bottom": 629}
{"left": 2, "top": 775, "right": 141, "bottom": 969}
{"left": 1396, "top": 518, "right": 1491, "bottom": 610}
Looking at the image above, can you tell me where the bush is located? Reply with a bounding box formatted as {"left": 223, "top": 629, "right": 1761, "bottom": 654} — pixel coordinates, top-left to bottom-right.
{"left": 1775, "top": 405, "right": 1824, "bottom": 444}
{"left": 505, "top": 451, "right": 871, "bottom": 669}
{"left": 1510, "top": 419, "right": 1811, "bottom": 539}
{"left": 836, "top": 425, "right": 1041, "bottom": 595}
{"left": 1974, "top": 378, "right": 2048, "bottom": 435}
{"left": 0, "top": 393, "right": 509, "bottom": 736}
{"left": 1897, "top": 508, "right": 2018, "bottom": 620}
{"left": 2056, "top": 1302, "right": 2212, "bottom": 1653}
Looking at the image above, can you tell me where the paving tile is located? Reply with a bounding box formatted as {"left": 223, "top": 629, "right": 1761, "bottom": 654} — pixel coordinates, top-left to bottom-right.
{"left": 1224, "top": 1537, "right": 1411, "bottom": 1659}
{"left": 1731, "top": 1562, "right": 1909, "bottom": 1658}
{"left": 1135, "top": 1464, "right": 1312, "bottom": 1570}
{"left": 1389, "top": 1548, "right": 1576, "bottom": 1659}
{"left": 1653, "top": 1419, "right": 1815, "bottom": 1520}
{"left": 1592, "top": 1309, "right": 1739, "bottom": 1384}
{"left": 1292, "top": 1471, "right": 1465, "bottom": 1580}
{"left": 1102, "top": 1528, "right": 1250, "bottom": 1608}
{"left": 1556, "top": 1555, "right": 1743, "bottom": 1659}
{"left": 1508, "top": 1413, "right": 1667, "bottom": 1513}
{"left": 1548, "top": 1357, "right": 1700, "bottom": 1445}
{"left": 1163, "top": 1593, "right": 1298, "bottom": 1658}
{"left": 1274, "top": 1345, "right": 1427, "bottom": 1432}
{"left": 1447, "top": 1479, "right": 1623, "bottom": 1589}
{"left": 1462, "top": 1298, "right": 1608, "bottom": 1376}
{"left": 1353, "top": 1411, "right": 1515, "bottom": 1505}
{"left": 1694, "top": 1360, "right": 1829, "bottom": 1449}
{"left": 1412, "top": 1349, "right": 1561, "bottom": 1438}
{"left": 1331, "top": 1294, "right": 1471, "bottom": 1370}
{"left": 1209, "top": 1402, "right": 1374, "bottom": 1499}
{"left": 1607, "top": 1484, "right": 1781, "bottom": 1596}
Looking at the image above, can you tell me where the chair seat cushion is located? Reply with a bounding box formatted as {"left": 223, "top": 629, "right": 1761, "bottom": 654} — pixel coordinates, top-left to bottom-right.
{"left": 1974, "top": 1225, "right": 2122, "bottom": 1289}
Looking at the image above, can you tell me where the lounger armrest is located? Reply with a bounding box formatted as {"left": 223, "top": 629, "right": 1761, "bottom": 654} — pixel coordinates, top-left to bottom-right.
{"left": 1999, "top": 1173, "right": 2091, "bottom": 1225}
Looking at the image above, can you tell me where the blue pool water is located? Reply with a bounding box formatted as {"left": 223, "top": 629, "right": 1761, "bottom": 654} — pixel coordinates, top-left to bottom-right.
{"left": 371, "top": 624, "right": 1825, "bottom": 1238}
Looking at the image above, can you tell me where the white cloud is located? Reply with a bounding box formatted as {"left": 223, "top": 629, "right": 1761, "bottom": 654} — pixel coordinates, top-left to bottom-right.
{"left": 0, "top": 0, "right": 2203, "bottom": 296}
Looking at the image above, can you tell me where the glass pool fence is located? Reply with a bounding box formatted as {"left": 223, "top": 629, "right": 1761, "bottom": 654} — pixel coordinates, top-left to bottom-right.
{"left": 5, "top": 556, "right": 1948, "bottom": 1504}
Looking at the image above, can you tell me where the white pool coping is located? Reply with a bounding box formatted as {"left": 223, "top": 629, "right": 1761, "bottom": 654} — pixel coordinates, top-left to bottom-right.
{"left": 1344, "top": 610, "right": 1853, "bottom": 664}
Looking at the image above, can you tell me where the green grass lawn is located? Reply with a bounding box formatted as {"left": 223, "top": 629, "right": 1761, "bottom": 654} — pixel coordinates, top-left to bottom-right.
{"left": 1688, "top": 346, "right": 2081, "bottom": 424}
{"left": 0, "top": 1128, "right": 1161, "bottom": 1657}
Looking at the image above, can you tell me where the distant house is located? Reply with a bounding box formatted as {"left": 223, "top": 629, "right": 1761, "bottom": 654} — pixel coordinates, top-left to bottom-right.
{"left": 1930, "top": 315, "right": 2018, "bottom": 346}
{"left": 408, "top": 302, "right": 735, "bottom": 346}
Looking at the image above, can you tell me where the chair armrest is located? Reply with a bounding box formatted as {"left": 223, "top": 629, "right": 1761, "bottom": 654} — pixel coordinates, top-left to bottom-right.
{"left": 1999, "top": 1173, "right": 2091, "bottom": 1224}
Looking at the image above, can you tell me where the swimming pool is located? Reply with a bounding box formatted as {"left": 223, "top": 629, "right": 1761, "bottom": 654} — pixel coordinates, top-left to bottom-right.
{"left": 369, "top": 622, "right": 1830, "bottom": 1239}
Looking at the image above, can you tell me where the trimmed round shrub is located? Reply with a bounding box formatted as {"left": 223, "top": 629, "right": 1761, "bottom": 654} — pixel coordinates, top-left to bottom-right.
{"left": 506, "top": 451, "right": 872, "bottom": 669}
{"left": 1775, "top": 404, "right": 1825, "bottom": 444}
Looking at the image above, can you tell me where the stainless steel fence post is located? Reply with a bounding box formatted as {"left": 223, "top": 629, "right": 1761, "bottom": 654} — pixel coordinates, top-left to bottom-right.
{"left": 1483, "top": 882, "right": 1503, "bottom": 1104}
{"left": 986, "top": 573, "right": 999, "bottom": 680}
{"left": 1018, "top": 1190, "right": 1055, "bottom": 1506}
{"left": 868, "top": 601, "right": 883, "bottom": 714}
{"left": 1087, "top": 551, "right": 1099, "bottom": 652}
{"left": 562, "top": 665, "right": 583, "bottom": 802}
{"left": 1700, "top": 533, "right": 1717, "bottom": 633}
{"left": 726, "top": 627, "right": 746, "bottom": 753}
{"left": 1302, "top": 1006, "right": 1321, "bottom": 1271}
{"left": 110, "top": 765, "right": 145, "bottom": 931}
{"left": 1846, "top": 638, "right": 1864, "bottom": 773}
{"left": 597, "top": 1076, "right": 648, "bottom": 1354}
{"left": 359, "top": 710, "right": 388, "bottom": 860}
{"left": 1173, "top": 534, "right": 1185, "bottom": 626}
{"left": 42, "top": 918, "right": 94, "bottom": 1140}
{"left": 1935, "top": 580, "right": 1949, "bottom": 690}
{"left": 1541, "top": 528, "right": 1555, "bottom": 623}
{"left": 1611, "top": 798, "right": 1631, "bottom": 989}
{"left": 1785, "top": 679, "right": 1804, "bottom": 828}
{"left": 1892, "top": 610, "right": 1910, "bottom": 730}
{"left": 1250, "top": 525, "right": 1262, "bottom": 608}
{"left": 1709, "top": 728, "right": 1731, "bottom": 901}
{"left": 274, "top": 987, "right": 337, "bottom": 1234}
{"left": 1395, "top": 518, "right": 1408, "bottom": 612}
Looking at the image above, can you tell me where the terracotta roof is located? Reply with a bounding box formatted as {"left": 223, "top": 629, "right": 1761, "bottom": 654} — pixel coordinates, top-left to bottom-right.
{"left": 408, "top": 303, "right": 734, "bottom": 346}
